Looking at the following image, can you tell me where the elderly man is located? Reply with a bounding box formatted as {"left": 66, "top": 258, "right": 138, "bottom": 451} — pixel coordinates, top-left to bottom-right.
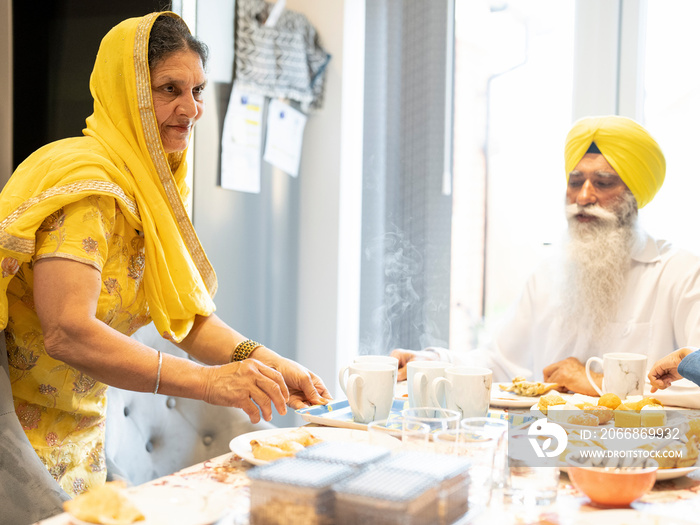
{"left": 393, "top": 115, "right": 700, "bottom": 395}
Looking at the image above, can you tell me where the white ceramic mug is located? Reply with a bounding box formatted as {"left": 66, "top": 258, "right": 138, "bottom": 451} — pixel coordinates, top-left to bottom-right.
{"left": 338, "top": 362, "right": 395, "bottom": 424}
{"left": 430, "top": 366, "right": 493, "bottom": 418}
{"left": 585, "top": 352, "right": 648, "bottom": 398}
{"left": 407, "top": 360, "right": 449, "bottom": 408}
{"left": 338, "top": 355, "right": 399, "bottom": 389}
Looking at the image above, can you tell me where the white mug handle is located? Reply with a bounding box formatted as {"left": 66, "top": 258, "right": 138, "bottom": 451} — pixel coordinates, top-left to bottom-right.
{"left": 413, "top": 372, "right": 427, "bottom": 407}
{"left": 430, "top": 376, "right": 450, "bottom": 409}
{"left": 338, "top": 365, "right": 350, "bottom": 396}
{"left": 585, "top": 356, "right": 605, "bottom": 396}
{"left": 346, "top": 373, "right": 367, "bottom": 422}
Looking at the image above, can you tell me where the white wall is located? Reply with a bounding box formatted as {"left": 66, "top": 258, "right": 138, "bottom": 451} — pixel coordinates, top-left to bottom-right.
{"left": 192, "top": 0, "right": 364, "bottom": 403}
{"left": 287, "top": 0, "right": 364, "bottom": 398}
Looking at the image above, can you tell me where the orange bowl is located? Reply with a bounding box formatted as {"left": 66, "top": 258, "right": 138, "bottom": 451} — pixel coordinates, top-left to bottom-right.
{"left": 566, "top": 459, "right": 658, "bottom": 507}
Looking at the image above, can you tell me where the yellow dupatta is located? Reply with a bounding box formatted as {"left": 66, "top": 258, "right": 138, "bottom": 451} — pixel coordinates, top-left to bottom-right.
{"left": 0, "top": 12, "right": 216, "bottom": 342}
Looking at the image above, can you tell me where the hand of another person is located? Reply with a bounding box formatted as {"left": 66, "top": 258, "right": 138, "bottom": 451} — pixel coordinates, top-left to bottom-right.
{"left": 543, "top": 357, "right": 601, "bottom": 396}
{"left": 648, "top": 347, "right": 695, "bottom": 392}
{"left": 203, "top": 359, "right": 290, "bottom": 423}
{"left": 390, "top": 348, "right": 439, "bottom": 382}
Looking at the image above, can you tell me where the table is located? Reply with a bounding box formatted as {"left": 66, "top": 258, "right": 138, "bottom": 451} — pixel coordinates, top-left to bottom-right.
{"left": 35, "top": 407, "right": 700, "bottom": 525}
{"left": 35, "top": 448, "right": 700, "bottom": 525}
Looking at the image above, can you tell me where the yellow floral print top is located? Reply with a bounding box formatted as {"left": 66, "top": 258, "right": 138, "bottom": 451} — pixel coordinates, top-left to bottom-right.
{"left": 5, "top": 195, "right": 150, "bottom": 496}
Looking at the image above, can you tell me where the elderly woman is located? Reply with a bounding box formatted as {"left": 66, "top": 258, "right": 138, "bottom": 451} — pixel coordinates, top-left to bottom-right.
{"left": 0, "top": 12, "right": 329, "bottom": 498}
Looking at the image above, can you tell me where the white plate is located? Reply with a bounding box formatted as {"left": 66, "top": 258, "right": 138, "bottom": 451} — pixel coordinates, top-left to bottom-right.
{"left": 229, "top": 426, "right": 401, "bottom": 465}
{"left": 561, "top": 463, "right": 699, "bottom": 481}
{"left": 490, "top": 382, "right": 546, "bottom": 408}
{"left": 68, "top": 484, "right": 231, "bottom": 525}
{"left": 529, "top": 402, "right": 685, "bottom": 431}
{"left": 574, "top": 509, "right": 698, "bottom": 525}
{"left": 656, "top": 464, "right": 700, "bottom": 480}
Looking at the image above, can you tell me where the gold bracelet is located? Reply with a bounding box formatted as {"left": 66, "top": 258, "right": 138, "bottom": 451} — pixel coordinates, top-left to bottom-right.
{"left": 230, "top": 339, "right": 262, "bottom": 362}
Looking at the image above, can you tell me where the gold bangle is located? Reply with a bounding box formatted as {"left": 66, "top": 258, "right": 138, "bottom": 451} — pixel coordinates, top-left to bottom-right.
{"left": 230, "top": 339, "right": 262, "bottom": 362}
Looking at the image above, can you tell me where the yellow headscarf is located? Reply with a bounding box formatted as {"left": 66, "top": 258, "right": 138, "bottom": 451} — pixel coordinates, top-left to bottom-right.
{"left": 0, "top": 12, "right": 216, "bottom": 342}
{"left": 564, "top": 115, "right": 666, "bottom": 209}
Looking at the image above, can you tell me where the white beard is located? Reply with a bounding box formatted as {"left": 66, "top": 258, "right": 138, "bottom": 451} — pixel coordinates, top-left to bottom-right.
{"left": 557, "top": 192, "right": 639, "bottom": 351}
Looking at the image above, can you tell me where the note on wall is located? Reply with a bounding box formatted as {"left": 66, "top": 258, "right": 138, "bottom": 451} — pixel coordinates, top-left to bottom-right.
{"left": 263, "top": 99, "right": 307, "bottom": 177}
{"left": 220, "top": 85, "right": 265, "bottom": 193}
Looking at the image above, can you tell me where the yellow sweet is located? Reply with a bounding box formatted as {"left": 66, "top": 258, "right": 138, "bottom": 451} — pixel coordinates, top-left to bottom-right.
{"left": 640, "top": 404, "right": 666, "bottom": 427}
{"left": 613, "top": 404, "right": 641, "bottom": 428}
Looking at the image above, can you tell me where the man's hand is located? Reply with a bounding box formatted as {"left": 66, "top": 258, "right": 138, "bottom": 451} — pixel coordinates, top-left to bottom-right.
{"left": 390, "top": 348, "right": 439, "bottom": 381}
{"left": 543, "top": 357, "right": 601, "bottom": 396}
{"left": 648, "top": 347, "right": 695, "bottom": 392}
{"left": 203, "top": 359, "right": 290, "bottom": 423}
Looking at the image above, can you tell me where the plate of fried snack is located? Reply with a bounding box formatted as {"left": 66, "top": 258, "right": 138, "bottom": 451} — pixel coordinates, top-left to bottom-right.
{"left": 64, "top": 480, "right": 231, "bottom": 525}
{"left": 229, "top": 426, "right": 400, "bottom": 465}
{"left": 491, "top": 376, "right": 560, "bottom": 408}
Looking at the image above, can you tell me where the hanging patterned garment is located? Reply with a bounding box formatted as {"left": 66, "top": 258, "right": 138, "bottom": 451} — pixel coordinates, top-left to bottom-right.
{"left": 235, "top": 0, "right": 331, "bottom": 111}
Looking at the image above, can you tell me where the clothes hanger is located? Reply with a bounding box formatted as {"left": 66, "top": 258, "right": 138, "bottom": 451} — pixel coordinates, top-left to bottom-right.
{"left": 263, "top": 0, "right": 286, "bottom": 27}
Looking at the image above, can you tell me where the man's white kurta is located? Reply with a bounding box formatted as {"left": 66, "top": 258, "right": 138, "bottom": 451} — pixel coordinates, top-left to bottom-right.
{"left": 431, "top": 230, "right": 700, "bottom": 382}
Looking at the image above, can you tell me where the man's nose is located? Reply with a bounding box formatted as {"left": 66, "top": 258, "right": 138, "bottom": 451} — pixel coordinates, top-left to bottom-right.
{"left": 576, "top": 179, "right": 597, "bottom": 206}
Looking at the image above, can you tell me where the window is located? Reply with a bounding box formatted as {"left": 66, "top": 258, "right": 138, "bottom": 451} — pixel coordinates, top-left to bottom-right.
{"left": 450, "top": 0, "right": 574, "bottom": 350}
{"left": 637, "top": 0, "right": 700, "bottom": 254}
{"left": 359, "top": 0, "right": 697, "bottom": 356}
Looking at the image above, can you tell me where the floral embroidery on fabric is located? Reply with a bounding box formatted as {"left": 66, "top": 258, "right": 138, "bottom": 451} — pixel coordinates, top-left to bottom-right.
{"left": 82, "top": 236, "right": 99, "bottom": 255}
{"left": 37, "top": 208, "right": 67, "bottom": 254}
{"left": 49, "top": 463, "right": 68, "bottom": 483}
{"left": 45, "top": 432, "right": 60, "bottom": 446}
{"left": 1, "top": 256, "right": 19, "bottom": 277}
{"left": 38, "top": 209, "right": 66, "bottom": 232}
{"left": 128, "top": 252, "right": 145, "bottom": 281}
{"left": 103, "top": 277, "right": 120, "bottom": 295}
{"left": 16, "top": 402, "right": 42, "bottom": 430}
{"left": 73, "top": 478, "right": 88, "bottom": 494}
{"left": 72, "top": 373, "right": 97, "bottom": 395}
{"left": 89, "top": 444, "right": 106, "bottom": 473}
{"left": 7, "top": 335, "right": 40, "bottom": 380}
{"left": 39, "top": 383, "right": 59, "bottom": 407}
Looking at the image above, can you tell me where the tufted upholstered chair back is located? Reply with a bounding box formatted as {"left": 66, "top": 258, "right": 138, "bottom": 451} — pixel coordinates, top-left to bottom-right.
{"left": 105, "top": 324, "right": 273, "bottom": 486}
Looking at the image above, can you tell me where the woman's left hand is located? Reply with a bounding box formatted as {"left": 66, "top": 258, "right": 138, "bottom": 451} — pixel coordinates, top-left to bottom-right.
{"left": 251, "top": 347, "right": 332, "bottom": 409}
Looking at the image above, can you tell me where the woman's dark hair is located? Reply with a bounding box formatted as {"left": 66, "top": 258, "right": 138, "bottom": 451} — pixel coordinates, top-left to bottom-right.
{"left": 148, "top": 15, "right": 209, "bottom": 70}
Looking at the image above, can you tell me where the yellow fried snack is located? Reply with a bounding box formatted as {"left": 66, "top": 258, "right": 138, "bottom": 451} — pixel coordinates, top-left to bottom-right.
{"left": 250, "top": 428, "right": 323, "bottom": 461}
{"left": 654, "top": 437, "right": 700, "bottom": 469}
{"left": 597, "top": 393, "right": 622, "bottom": 410}
{"left": 500, "top": 376, "right": 559, "bottom": 397}
{"left": 677, "top": 436, "right": 700, "bottom": 468}
{"left": 686, "top": 418, "right": 700, "bottom": 442}
{"left": 583, "top": 405, "right": 613, "bottom": 425}
{"left": 63, "top": 481, "right": 145, "bottom": 525}
{"left": 536, "top": 393, "right": 566, "bottom": 415}
{"left": 567, "top": 413, "right": 599, "bottom": 426}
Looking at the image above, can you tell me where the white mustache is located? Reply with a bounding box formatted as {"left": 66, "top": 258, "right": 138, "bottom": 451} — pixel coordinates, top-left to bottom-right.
{"left": 565, "top": 203, "right": 617, "bottom": 222}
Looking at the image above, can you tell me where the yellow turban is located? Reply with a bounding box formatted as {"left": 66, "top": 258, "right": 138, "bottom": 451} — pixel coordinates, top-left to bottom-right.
{"left": 564, "top": 116, "right": 665, "bottom": 209}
